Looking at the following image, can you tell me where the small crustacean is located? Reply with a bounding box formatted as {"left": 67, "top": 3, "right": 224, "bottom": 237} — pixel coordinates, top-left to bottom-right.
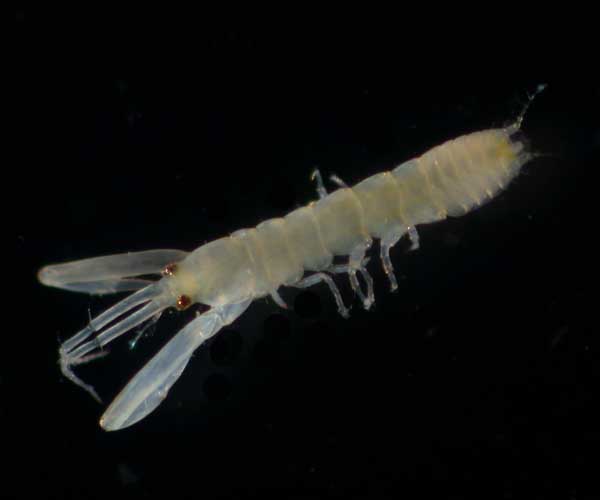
{"left": 38, "top": 85, "right": 547, "bottom": 431}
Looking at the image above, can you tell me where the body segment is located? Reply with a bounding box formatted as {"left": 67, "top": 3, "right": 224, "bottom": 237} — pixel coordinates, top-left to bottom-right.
{"left": 311, "top": 187, "right": 370, "bottom": 255}
{"left": 284, "top": 206, "right": 333, "bottom": 271}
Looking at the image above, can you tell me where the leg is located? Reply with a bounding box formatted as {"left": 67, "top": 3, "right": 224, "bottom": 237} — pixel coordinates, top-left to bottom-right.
{"left": 329, "top": 174, "right": 348, "bottom": 188}
{"left": 407, "top": 225, "right": 420, "bottom": 251}
{"left": 348, "top": 241, "right": 375, "bottom": 310}
{"left": 380, "top": 226, "right": 407, "bottom": 291}
{"left": 311, "top": 168, "right": 328, "bottom": 199}
{"left": 66, "top": 300, "right": 165, "bottom": 359}
{"left": 350, "top": 242, "right": 375, "bottom": 309}
{"left": 311, "top": 169, "right": 349, "bottom": 199}
{"left": 294, "top": 272, "right": 350, "bottom": 318}
{"left": 328, "top": 250, "right": 374, "bottom": 309}
{"left": 58, "top": 282, "right": 168, "bottom": 403}
{"left": 328, "top": 256, "right": 370, "bottom": 274}
{"left": 270, "top": 290, "right": 288, "bottom": 309}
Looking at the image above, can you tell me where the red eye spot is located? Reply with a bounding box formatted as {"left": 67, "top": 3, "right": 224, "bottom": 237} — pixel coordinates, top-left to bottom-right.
{"left": 176, "top": 294, "right": 192, "bottom": 311}
{"left": 162, "top": 263, "right": 178, "bottom": 276}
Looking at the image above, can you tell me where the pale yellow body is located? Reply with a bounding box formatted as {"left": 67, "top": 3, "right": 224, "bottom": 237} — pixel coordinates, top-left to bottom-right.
{"left": 39, "top": 85, "right": 545, "bottom": 430}
{"left": 172, "top": 127, "right": 530, "bottom": 308}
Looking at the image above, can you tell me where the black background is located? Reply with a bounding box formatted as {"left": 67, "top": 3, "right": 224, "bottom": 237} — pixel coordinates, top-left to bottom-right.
{"left": 8, "top": 9, "right": 600, "bottom": 500}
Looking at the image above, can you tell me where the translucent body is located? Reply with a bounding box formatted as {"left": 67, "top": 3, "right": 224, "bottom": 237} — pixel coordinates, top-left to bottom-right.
{"left": 172, "top": 128, "right": 530, "bottom": 308}
{"left": 38, "top": 90, "right": 544, "bottom": 430}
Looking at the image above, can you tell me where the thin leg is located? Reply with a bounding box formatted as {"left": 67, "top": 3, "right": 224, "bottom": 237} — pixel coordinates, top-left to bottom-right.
{"left": 328, "top": 253, "right": 374, "bottom": 309}
{"left": 407, "top": 225, "right": 420, "bottom": 251}
{"left": 311, "top": 168, "right": 328, "bottom": 199}
{"left": 358, "top": 268, "right": 374, "bottom": 308}
{"left": 329, "top": 256, "right": 370, "bottom": 274}
{"left": 294, "top": 272, "right": 350, "bottom": 318}
{"left": 270, "top": 290, "right": 288, "bottom": 309}
{"left": 329, "top": 174, "right": 348, "bottom": 188}
{"left": 348, "top": 241, "right": 375, "bottom": 310}
{"left": 380, "top": 227, "right": 406, "bottom": 291}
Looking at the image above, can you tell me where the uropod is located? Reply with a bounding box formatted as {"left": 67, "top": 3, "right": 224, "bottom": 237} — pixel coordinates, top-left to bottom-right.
{"left": 39, "top": 85, "right": 547, "bottom": 431}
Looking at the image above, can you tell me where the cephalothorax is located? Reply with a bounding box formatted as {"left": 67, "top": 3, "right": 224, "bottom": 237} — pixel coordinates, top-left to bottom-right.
{"left": 38, "top": 85, "right": 546, "bottom": 431}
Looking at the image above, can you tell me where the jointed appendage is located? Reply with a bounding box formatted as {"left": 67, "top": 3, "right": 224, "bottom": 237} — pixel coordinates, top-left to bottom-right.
{"left": 295, "top": 272, "right": 350, "bottom": 318}
{"left": 311, "top": 168, "right": 349, "bottom": 199}
{"left": 270, "top": 290, "right": 289, "bottom": 309}
{"left": 39, "top": 249, "right": 188, "bottom": 404}
{"left": 407, "top": 226, "right": 419, "bottom": 250}
{"left": 347, "top": 242, "right": 375, "bottom": 309}
{"left": 380, "top": 229, "right": 402, "bottom": 292}
{"left": 99, "top": 300, "right": 251, "bottom": 430}
{"left": 59, "top": 347, "right": 108, "bottom": 403}
{"left": 311, "top": 169, "right": 328, "bottom": 199}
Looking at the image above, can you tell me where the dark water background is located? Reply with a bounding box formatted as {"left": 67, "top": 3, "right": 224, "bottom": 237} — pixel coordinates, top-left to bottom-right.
{"left": 8, "top": 10, "right": 599, "bottom": 500}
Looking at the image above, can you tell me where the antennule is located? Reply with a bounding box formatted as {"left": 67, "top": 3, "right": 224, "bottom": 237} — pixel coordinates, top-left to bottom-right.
{"left": 507, "top": 83, "right": 548, "bottom": 133}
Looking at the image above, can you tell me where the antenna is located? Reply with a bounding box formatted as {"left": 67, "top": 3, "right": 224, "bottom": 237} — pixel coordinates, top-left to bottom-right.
{"left": 507, "top": 84, "right": 547, "bottom": 133}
